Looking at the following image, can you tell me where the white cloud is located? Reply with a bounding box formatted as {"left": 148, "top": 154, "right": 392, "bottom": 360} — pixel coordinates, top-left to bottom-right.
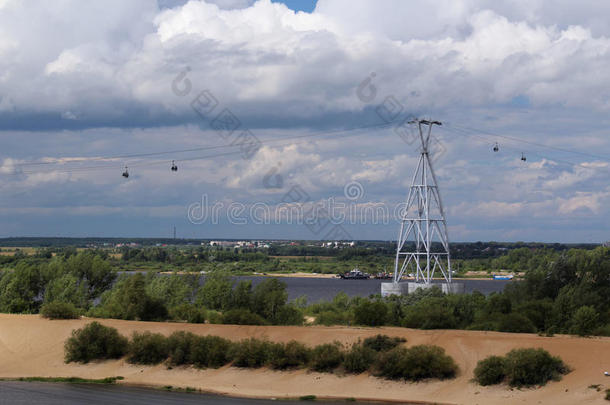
{"left": 1, "top": 0, "right": 610, "bottom": 241}
{"left": 2, "top": 0, "right": 610, "bottom": 119}
{"left": 557, "top": 191, "right": 610, "bottom": 215}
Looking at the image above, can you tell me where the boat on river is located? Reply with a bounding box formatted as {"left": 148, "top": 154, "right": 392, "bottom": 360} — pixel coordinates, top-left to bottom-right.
{"left": 338, "top": 268, "right": 370, "bottom": 279}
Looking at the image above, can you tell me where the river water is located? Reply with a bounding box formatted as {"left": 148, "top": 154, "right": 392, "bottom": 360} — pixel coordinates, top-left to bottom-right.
{"left": 233, "top": 276, "right": 514, "bottom": 302}
{"left": 0, "top": 382, "right": 365, "bottom": 405}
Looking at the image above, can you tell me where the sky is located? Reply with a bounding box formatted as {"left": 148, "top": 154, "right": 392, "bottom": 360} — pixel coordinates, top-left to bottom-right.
{"left": 0, "top": 0, "right": 609, "bottom": 243}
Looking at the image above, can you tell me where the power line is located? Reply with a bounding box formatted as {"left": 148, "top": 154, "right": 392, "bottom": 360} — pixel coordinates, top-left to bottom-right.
{"left": 438, "top": 125, "right": 609, "bottom": 171}
{"left": 445, "top": 123, "right": 610, "bottom": 163}
{"left": 16, "top": 121, "right": 395, "bottom": 175}
{"left": 15, "top": 121, "right": 396, "bottom": 169}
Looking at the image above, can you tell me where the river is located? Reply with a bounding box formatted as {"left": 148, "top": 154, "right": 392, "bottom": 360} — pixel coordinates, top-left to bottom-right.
{"left": 0, "top": 382, "right": 363, "bottom": 405}
{"left": 232, "top": 277, "right": 514, "bottom": 302}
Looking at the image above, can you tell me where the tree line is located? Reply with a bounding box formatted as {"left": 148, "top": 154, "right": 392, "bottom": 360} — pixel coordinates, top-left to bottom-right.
{"left": 1, "top": 246, "right": 609, "bottom": 336}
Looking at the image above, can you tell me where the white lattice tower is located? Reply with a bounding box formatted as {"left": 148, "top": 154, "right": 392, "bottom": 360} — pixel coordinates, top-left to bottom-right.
{"left": 393, "top": 119, "right": 451, "bottom": 284}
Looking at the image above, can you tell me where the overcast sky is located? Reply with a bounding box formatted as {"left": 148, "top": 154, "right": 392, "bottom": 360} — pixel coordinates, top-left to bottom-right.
{"left": 1, "top": 0, "right": 609, "bottom": 242}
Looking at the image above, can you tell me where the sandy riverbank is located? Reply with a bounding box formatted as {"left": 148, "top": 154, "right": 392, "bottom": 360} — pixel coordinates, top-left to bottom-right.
{"left": 159, "top": 271, "right": 508, "bottom": 281}
{"left": 0, "top": 314, "right": 608, "bottom": 404}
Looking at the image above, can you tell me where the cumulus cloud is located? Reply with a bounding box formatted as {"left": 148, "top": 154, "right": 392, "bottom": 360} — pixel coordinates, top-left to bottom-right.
{"left": 1, "top": 0, "right": 610, "bottom": 241}
{"left": 2, "top": 0, "right": 610, "bottom": 128}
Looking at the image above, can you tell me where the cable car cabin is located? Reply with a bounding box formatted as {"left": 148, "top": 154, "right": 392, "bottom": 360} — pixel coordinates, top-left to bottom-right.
{"left": 493, "top": 143, "right": 499, "bottom": 152}
{"left": 171, "top": 160, "right": 178, "bottom": 172}
{"left": 521, "top": 153, "right": 527, "bottom": 162}
{"left": 122, "top": 167, "right": 129, "bottom": 178}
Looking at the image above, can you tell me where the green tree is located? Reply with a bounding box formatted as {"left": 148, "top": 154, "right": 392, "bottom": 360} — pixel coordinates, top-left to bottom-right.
{"left": 230, "top": 280, "right": 252, "bottom": 309}
{"left": 146, "top": 274, "right": 196, "bottom": 308}
{"left": 196, "top": 273, "right": 233, "bottom": 310}
{"left": 44, "top": 273, "right": 88, "bottom": 308}
{"left": 354, "top": 300, "right": 388, "bottom": 327}
{"left": 92, "top": 274, "right": 167, "bottom": 321}
{"left": 0, "top": 262, "right": 43, "bottom": 313}
{"left": 252, "top": 278, "right": 288, "bottom": 323}
{"left": 570, "top": 305, "right": 599, "bottom": 336}
{"left": 65, "top": 252, "right": 116, "bottom": 300}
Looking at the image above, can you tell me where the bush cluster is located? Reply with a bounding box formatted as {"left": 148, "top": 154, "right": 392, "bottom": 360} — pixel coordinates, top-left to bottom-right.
{"left": 343, "top": 343, "right": 376, "bottom": 374}
{"left": 230, "top": 338, "right": 274, "bottom": 368}
{"left": 168, "top": 304, "right": 205, "bottom": 324}
{"left": 40, "top": 301, "right": 80, "bottom": 319}
{"left": 189, "top": 335, "right": 233, "bottom": 368}
{"left": 64, "top": 326, "right": 456, "bottom": 383}
{"left": 64, "top": 322, "right": 128, "bottom": 363}
{"left": 268, "top": 340, "right": 311, "bottom": 370}
{"left": 362, "top": 334, "right": 406, "bottom": 352}
{"left": 376, "top": 345, "right": 458, "bottom": 381}
{"left": 474, "top": 348, "right": 569, "bottom": 387}
{"left": 222, "top": 308, "right": 268, "bottom": 325}
{"left": 310, "top": 342, "right": 344, "bottom": 372}
{"left": 473, "top": 355, "right": 506, "bottom": 386}
{"left": 127, "top": 332, "right": 169, "bottom": 364}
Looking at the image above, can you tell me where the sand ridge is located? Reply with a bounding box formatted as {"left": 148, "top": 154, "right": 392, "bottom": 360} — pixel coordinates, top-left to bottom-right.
{"left": 0, "top": 314, "right": 609, "bottom": 404}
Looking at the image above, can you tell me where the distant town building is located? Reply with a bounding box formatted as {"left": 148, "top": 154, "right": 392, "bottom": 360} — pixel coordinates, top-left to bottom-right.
{"left": 207, "top": 240, "right": 268, "bottom": 248}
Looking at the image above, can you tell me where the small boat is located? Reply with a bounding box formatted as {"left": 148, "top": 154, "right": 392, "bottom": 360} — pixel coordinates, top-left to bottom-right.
{"left": 493, "top": 274, "right": 514, "bottom": 280}
{"left": 339, "top": 268, "right": 370, "bottom": 280}
{"left": 374, "top": 272, "right": 393, "bottom": 280}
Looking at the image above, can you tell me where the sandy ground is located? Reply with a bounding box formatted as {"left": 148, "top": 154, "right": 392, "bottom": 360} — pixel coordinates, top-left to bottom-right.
{"left": 255, "top": 272, "right": 338, "bottom": 279}
{"left": 157, "top": 271, "right": 508, "bottom": 280}
{"left": 0, "top": 314, "right": 608, "bottom": 404}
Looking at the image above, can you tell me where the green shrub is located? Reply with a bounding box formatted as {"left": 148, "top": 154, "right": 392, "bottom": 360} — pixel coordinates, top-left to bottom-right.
{"left": 90, "top": 273, "right": 168, "bottom": 321}
{"left": 593, "top": 324, "right": 610, "bottom": 337}
{"left": 376, "top": 345, "right": 457, "bottom": 381}
{"left": 64, "top": 322, "right": 128, "bottom": 363}
{"left": 169, "top": 304, "right": 205, "bottom": 323}
{"left": 497, "top": 313, "right": 536, "bottom": 334}
{"left": 504, "top": 348, "right": 569, "bottom": 387}
{"left": 403, "top": 303, "right": 457, "bottom": 329}
{"left": 190, "top": 335, "right": 233, "bottom": 368}
{"left": 251, "top": 278, "right": 288, "bottom": 324}
{"left": 206, "top": 310, "right": 224, "bottom": 324}
{"left": 275, "top": 304, "right": 304, "bottom": 325}
{"left": 310, "top": 342, "right": 343, "bottom": 372}
{"left": 343, "top": 343, "right": 377, "bottom": 374}
{"left": 127, "top": 332, "right": 169, "bottom": 365}
{"left": 230, "top": 338, "right": 273, "bottom": 368}
{"left": 571, "top": 305, "right": 599, "bottom": 336}
{"left": 167, "top": 331, "right": 197, "bottom": 366}
{"left": 362, "top": 335, "right": 406, "bottom": 352}
{"left": 222, "top": 308, "right": 268, "bottom": 325}
{"left": 269, "top": 341, "right": 311, "bottom": 370}
{"left": 375, "top": 347, "right": 407, "bottom": 380}
{"left": 354, "top": 301, "right": 388, "bottom": 326}
{"left": 40, "top": 301, "right": 80, "bottom": 319}
{"left": 314, "top": 310, "right": 352, "bottom": 326}
{"left": 473, "top": 355, "right": 506, "bottom": 386}
{"left": 196, "top": 273, "right": 233, "bottom": 311}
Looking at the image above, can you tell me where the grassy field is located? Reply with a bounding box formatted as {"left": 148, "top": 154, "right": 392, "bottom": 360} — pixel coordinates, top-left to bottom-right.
{"left": 0, "top": 247, "right": 37, "bottom": 256}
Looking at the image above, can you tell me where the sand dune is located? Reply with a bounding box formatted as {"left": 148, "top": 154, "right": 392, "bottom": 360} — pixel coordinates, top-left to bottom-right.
{"left": 0, "top": 314, "right": 609, "bottom": 404}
